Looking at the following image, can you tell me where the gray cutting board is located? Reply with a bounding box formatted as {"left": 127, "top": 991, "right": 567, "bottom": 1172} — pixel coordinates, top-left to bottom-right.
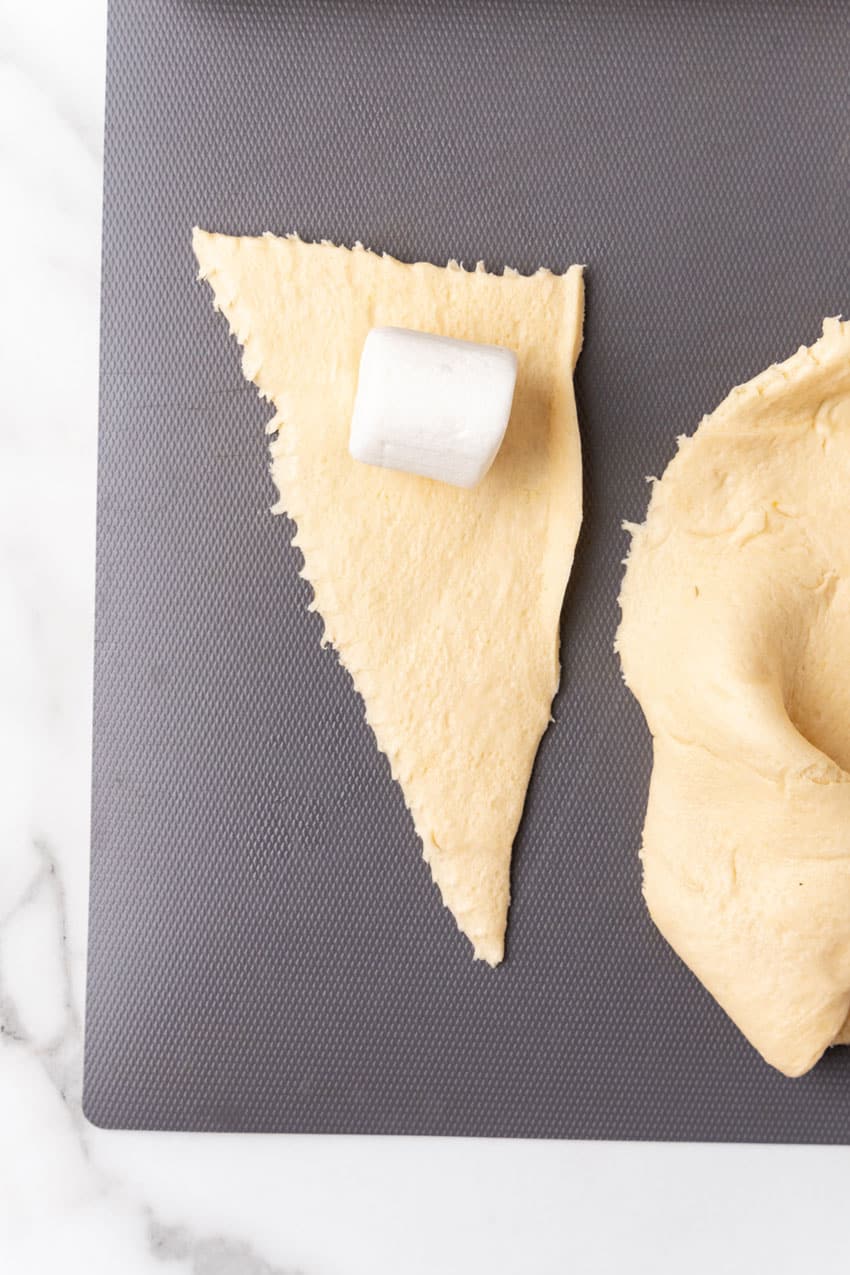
{"left": 84, "top": 0, "right": 850, "bottom": 1139}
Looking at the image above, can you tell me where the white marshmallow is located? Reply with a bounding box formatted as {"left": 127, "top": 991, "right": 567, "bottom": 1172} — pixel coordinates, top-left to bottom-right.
{"left": 349, "top": 326, "right": 518, "bottom": 489}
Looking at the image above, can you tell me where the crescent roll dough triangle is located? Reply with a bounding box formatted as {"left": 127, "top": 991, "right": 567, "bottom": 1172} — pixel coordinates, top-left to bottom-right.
{"left": 193, "top": 230, "right": 584, "bottom": 965}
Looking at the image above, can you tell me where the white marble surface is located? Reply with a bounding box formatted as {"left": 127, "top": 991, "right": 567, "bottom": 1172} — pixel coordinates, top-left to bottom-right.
{"left": 2, "top": 1, "right": 848, "bottom": 1270}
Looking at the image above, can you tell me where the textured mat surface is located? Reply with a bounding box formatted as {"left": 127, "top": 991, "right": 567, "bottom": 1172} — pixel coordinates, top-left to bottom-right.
{"left": 85, "top": 0, "right": 850, "bottom": 1139}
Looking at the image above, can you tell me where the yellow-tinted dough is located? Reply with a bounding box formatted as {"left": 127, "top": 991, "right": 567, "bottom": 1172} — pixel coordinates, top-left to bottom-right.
{"left": 193, "top": 231, "right": 584, "bottom": 964}
{"left": 617, "top": 319, "right": 850, "bottom": 1076}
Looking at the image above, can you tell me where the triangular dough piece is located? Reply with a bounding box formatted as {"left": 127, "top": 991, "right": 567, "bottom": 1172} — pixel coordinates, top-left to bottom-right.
{"left": 618, "top": 319, "right": 850, "bottom": 1074}
{"left": 193, "top": 231, "right": 584, "bottom": 964}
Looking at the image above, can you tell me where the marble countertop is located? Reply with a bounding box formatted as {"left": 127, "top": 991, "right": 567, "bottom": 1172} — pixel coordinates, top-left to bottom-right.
{"left": 2, "top": 1, "right": 847, "bottom": 1270}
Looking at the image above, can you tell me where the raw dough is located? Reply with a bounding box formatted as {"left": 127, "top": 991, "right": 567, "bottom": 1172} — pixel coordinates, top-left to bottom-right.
{"left": 617, "top": 319, "right": 850, "bottom": 1076}
{"left": 193, "top": 231, "right": 584, "bottom": 965}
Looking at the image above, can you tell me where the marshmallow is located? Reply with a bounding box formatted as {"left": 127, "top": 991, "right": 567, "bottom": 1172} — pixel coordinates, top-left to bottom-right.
{"left": 349, "top": 326, "right": 518, "bottom": 488}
